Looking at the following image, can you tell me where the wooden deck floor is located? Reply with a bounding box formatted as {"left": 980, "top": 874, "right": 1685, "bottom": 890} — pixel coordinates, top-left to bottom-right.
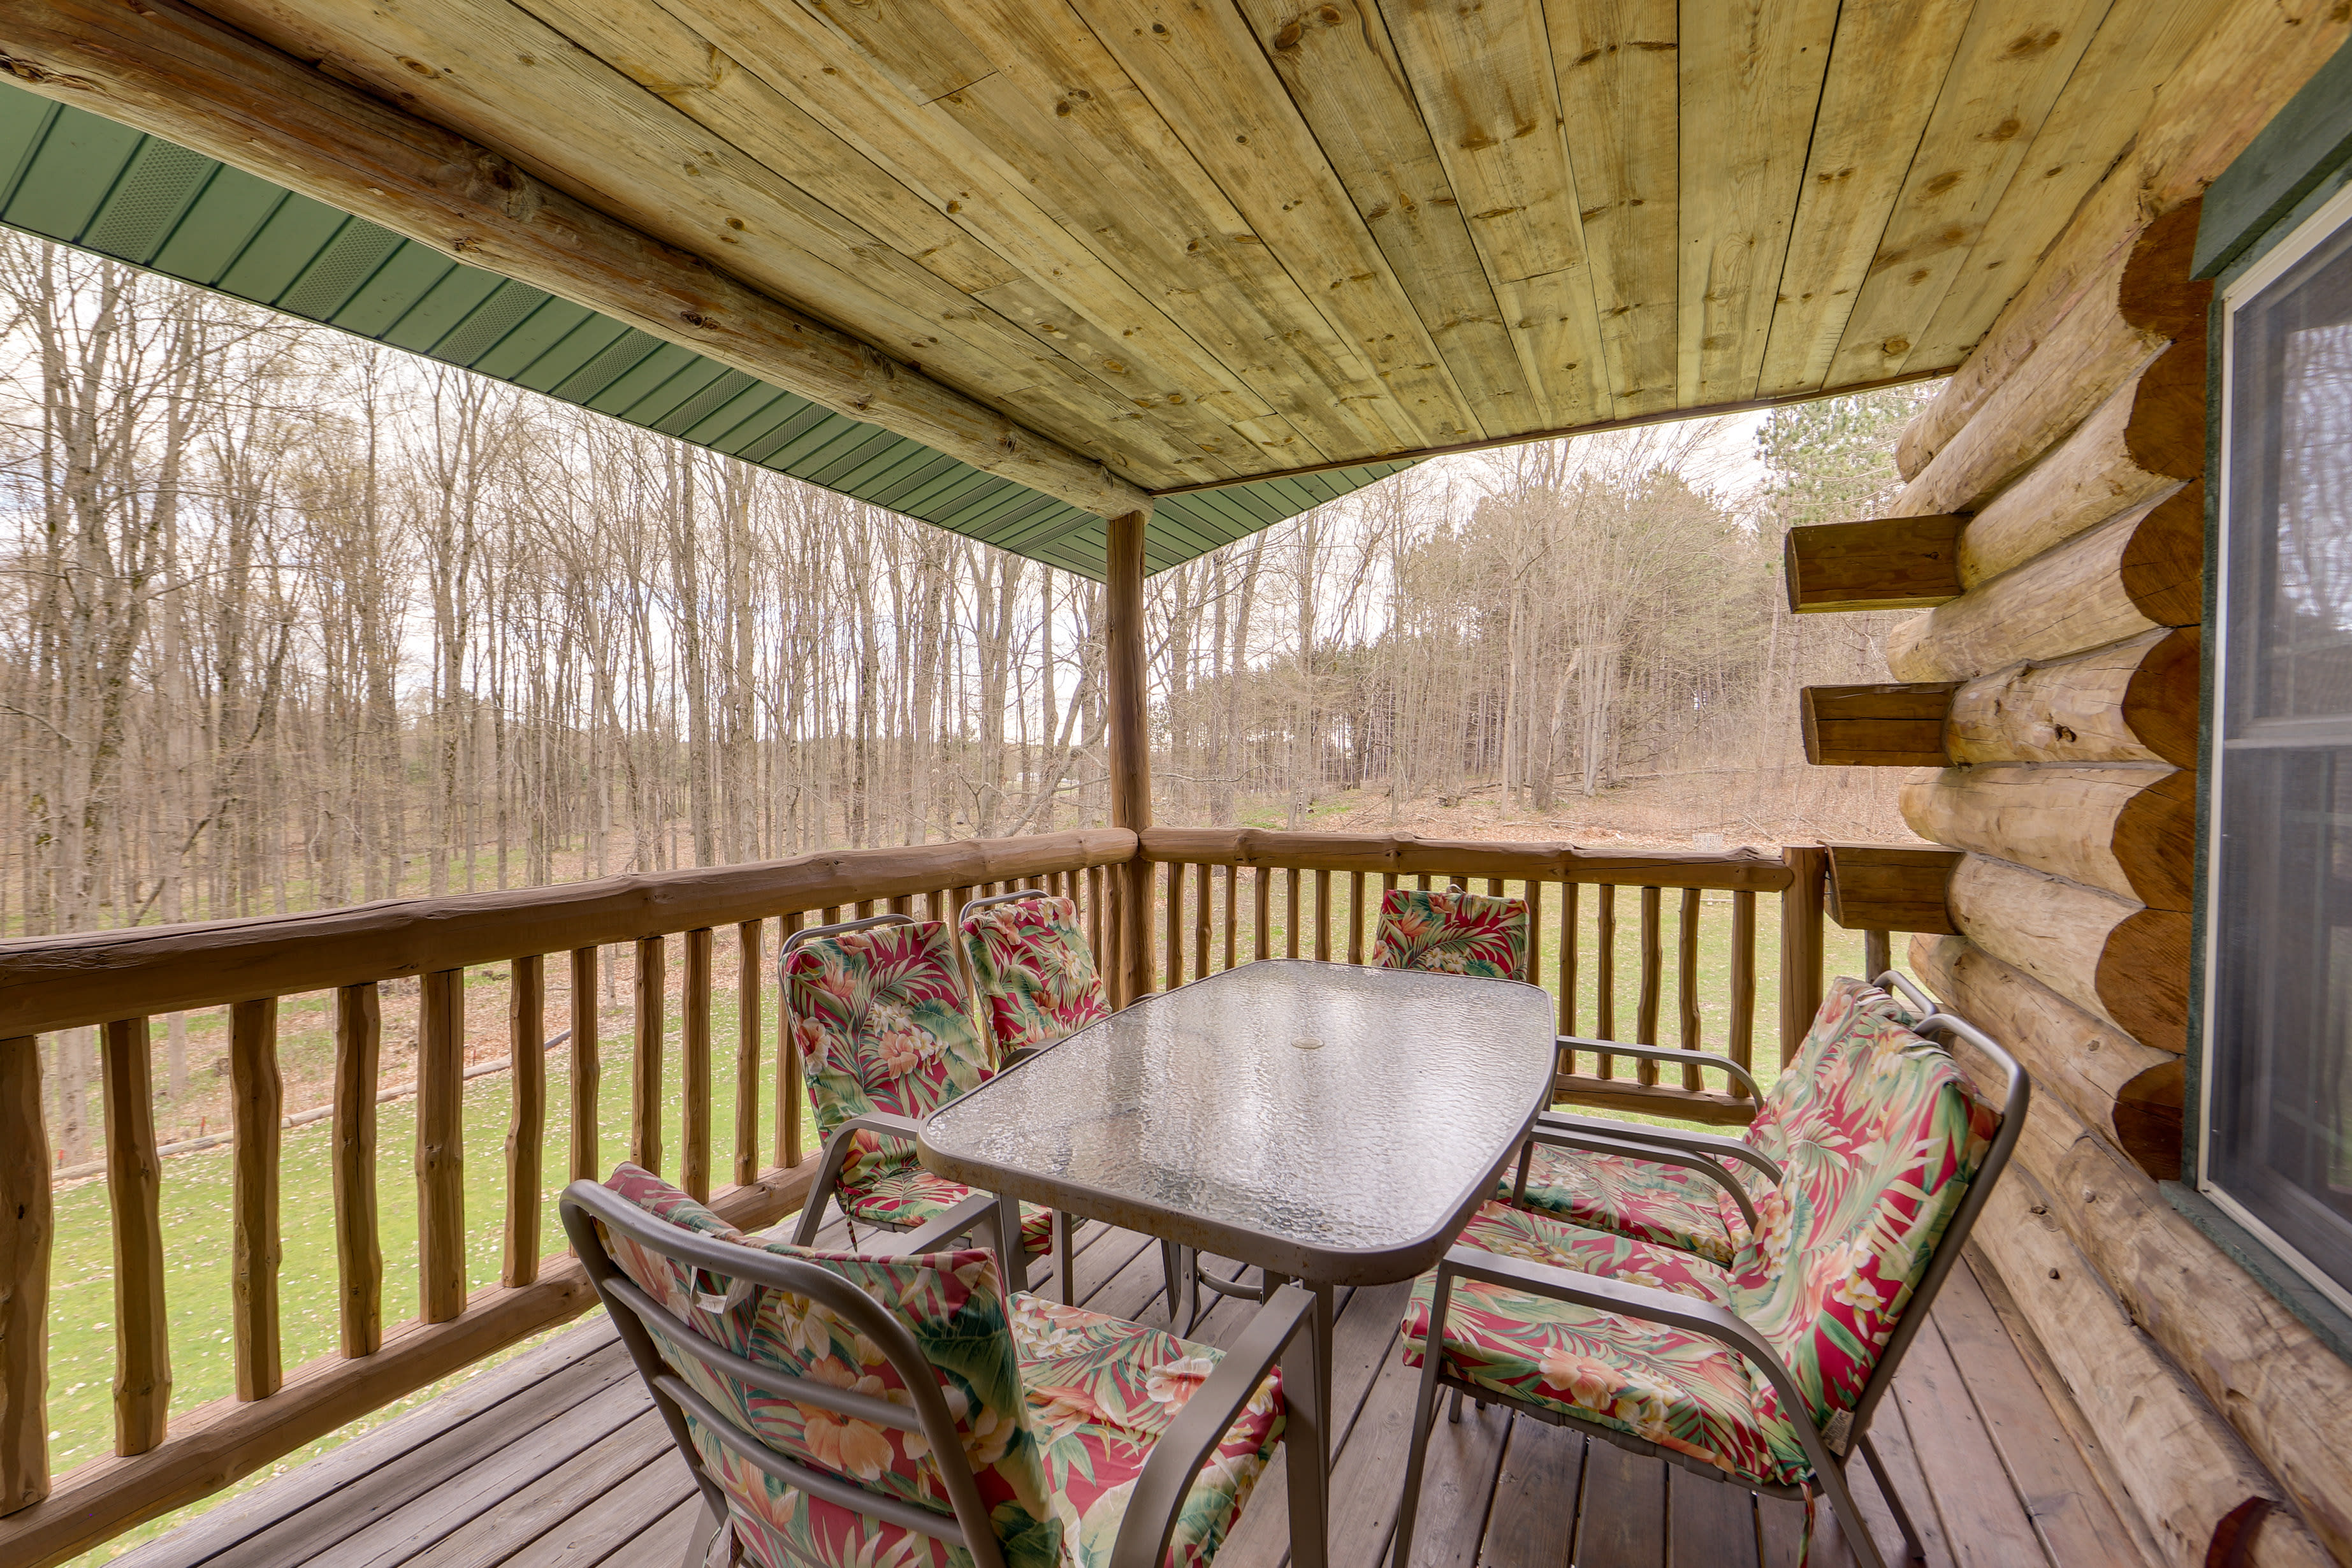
{"left": 117, "top": 1216, "right": 2143, "bottom": 1568}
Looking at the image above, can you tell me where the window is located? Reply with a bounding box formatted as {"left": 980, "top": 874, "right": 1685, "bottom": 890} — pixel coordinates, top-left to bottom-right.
{"left": 2207, "top": 178, "right": 2352, "bottom": 1314}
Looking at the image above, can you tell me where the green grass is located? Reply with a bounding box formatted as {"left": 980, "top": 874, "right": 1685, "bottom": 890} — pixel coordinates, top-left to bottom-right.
{"left": 47, "top": 882, "right": 1866, "bottom": 1562}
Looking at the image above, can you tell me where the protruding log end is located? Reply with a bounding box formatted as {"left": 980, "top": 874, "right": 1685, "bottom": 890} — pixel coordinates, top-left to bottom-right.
{"left": 1801, "top": 683, "right": 1958, "bottom": 766}
{"left": 1824, "top": 845, "right": 1962, "bottom": 933}
{"left": 1784, "top": 514, "right": 1966, "bottom": 613}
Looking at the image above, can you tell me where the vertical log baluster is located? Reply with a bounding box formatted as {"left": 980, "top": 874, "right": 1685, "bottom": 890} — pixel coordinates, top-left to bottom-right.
{"left": 0, "top": 1034, "right": 50, "bottom": 1513}
{"left": 1557, "top": 883, "right": 1578, "bottom": 1066}
{"left": 1253, "top": 866, "right": 1272, "bottom": 962}
{"left": 1285, "top": 867, "right": 1302, "bottom": 959}
{"left": 101, "top": 1019, "right": 168, "bottom": 1455}
{"left": 1193, "top": 862, "right": 1212, "bottom": 980}
{"left": 1165, "top": 861, "right": 1184, "bottom": 990}
{"left": 1636, "top": 887, "right": 1663, "bottom": 1087}
{"left": 822, "top": 905, "right": 842, "bottom": 927}
{"left": 736, "top": 921, "right": 762, "bottom": 1188}
{"left": 1779, "top": 845, "right": 1827, "bottom": 1068}
{"left": 1595, "top": 885, "right": 1617, "bottom": 1078}
{"left": 777, "top": 911, "right": 805, "bottom": 1169}
{"left": 633, "top": 936, "right": 664, "bottom": 1175}
{"left": 1864, "top": 929, "right": 1893, "bottom": 980}
{"left": 568, "top": 947, "right": 599, "bottom": 1184}
{"left": 1347, "top": 871, "right": 1367, "bottom": 966}
{"left": 854, "top": 899, "right": 876, "bottom": 919}
{"left": 683, "top": 929, "right": 713, "bottom": 1202}
{"left": 231, "top": 998, "right": 282, "bottom": 1393}
{"left": 1314, "top": 870, "right": 1332, "bottom": 961}
{"left": 1486, "top": 878, "right": 1506, "bottom": 897}
{"left": 505, "top": 957, "right": 545, "bottom": 1289}
{"left": 1416, "top": 872, "right": 1432, "bottom": 892}
{"left": 335, "top": 984, "right": 382, "bottom": 1356}
{"left": 417, "top": 972, "right": 465, "bottom": 1325}
{"left": 1222, "top": 865, "right": 1238, "bottom": 972}
{"left": 1678, "top": 890, "right": 1704, "bottom": 1092}
{"left": 1522, "top": 880, "right": 1543, "bottom": 986}
{"left": 1730, "top": 892, "right": 1757, "bottom": 1098}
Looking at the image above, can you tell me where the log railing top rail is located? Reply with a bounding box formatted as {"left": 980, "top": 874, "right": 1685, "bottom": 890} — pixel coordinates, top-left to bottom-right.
{"left": 0, "top": 829, "right": 1136, "bottom": 1037}
{"left": 1135, "top": 827, "right": 1796, "bottom": 891}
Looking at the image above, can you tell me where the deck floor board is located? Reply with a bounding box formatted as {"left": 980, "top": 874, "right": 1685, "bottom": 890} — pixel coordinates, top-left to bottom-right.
{"left": 120, "top": 1223, "right": 2137, "bottom": 1568}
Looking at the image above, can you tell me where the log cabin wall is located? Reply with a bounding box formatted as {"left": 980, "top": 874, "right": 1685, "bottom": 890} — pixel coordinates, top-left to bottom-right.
{"left": 1810, "top": 10, "right": 2352, "bottom": 1566}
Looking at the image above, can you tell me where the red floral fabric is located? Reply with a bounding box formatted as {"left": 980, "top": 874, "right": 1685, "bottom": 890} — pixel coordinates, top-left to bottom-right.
{"left": 1372, "top": 887, "right": 1530, "bottom": 979}
{"left": 960, "top": 894, "right": 1111, "bottom": 1059}
{"left": 785, "top": 918, "right": 1054, "bottom": 1258}
{"left": 593, "top": 1165, "right": 1280, "bottom": 1568}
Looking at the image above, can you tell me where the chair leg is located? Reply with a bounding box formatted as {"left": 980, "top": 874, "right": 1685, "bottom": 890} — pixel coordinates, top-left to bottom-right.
{"left": 1815, "top": 1446, "right": 1890, "bottom": 1568}
{"left": 681, "top": 1499, "right": 726, "bottom": 1568}
{"left": 1857, "top": 1435, "right": 1927, "bottom": 1564}
{"left": 1447, "top": 1388, "right": 1462, "bottom": 1425}
{"left": 1055, "top": 1210, "right": 1077, "bottom": 1307}
{"left": 1392, "top": 1342, "right": 1449, "bottom": 1568}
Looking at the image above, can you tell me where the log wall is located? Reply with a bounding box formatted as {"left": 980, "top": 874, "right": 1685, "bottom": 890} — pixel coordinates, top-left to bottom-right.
{"left": 1867, "top": 6, "right": 2352, "bottom": 1562}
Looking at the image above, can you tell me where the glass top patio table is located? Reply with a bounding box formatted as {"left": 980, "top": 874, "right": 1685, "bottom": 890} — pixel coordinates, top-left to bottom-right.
{"left": 918, "top": 959, "right": 1560, "bottom": 1287}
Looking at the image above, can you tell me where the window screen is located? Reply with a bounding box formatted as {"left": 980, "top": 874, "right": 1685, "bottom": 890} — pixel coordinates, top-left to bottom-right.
{"left": 2209, "top": 184, "right": 2352, "bottom": 1307}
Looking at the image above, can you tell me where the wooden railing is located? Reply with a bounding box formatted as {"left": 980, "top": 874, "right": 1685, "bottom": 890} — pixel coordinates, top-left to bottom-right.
{"left": 0, "top": 825, "right": 1828, "bottom": 1568}
{"left": 0, "top": 829, "right": 1133, "bottom": 1568}
{"left": 1133, "top": 831, "right": 1827, "bottom": 1126}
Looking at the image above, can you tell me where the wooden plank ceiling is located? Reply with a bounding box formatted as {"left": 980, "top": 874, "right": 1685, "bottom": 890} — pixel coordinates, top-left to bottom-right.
{"left": 0, "top": 0, "right": 2232, "bottom": 562}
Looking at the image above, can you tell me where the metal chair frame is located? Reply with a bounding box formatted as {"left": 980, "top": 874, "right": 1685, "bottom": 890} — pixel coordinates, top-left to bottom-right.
{"left": 562, "top": 1180, "right": 1326, "bottom": 1568}
{"left": 1395, "top": 1004, "right": 2030, "bottom": 1568}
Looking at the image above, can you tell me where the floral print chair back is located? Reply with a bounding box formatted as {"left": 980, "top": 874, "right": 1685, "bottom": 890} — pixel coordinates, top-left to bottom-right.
{"left": 1391, "top": 1006, "right": 2026, "bottom": 1568}
{"left": 1504, "top": 975, "right": 1924, "bottom": 1265}
{"left": 958, "top": 890, "right": 1110, "bottom": 1063}
{"left": 780, "top": 913, "right": 1059, "bottom": 1277}
{"left": 1371, "top": 886, "right": 1530, "bottom": 980}
{"left": 563, "top": 1165, "right": 1325, "bottom": 1568}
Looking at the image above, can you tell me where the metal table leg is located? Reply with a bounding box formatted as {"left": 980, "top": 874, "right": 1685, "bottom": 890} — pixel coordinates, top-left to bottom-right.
{"left": 1272, "top": 1274, "right": 1330, "bottom": 1568}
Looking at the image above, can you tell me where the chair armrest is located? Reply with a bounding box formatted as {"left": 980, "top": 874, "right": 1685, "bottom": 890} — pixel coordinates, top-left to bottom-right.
{"left": 1107, "top": 1284, "right": 1318, "bottom": 1568}
{"left": 1556, "top": 1035, "right": 1763, "bottom": 1104}
{"left": 1521, "top": 1125, "right": 1760, "bottom": 1233}
{"left": 1427, "top": 1245, "right": 1851, "bottom": 1475}
{"left": 1533, "top": 1110, "right": 1784, "bottom": 1187}
{"left": 878, "top": 1191, "right": 1003, "bottom": 1257}
{"left": 789, "top": 1112, "right": 927, "bottom": 1247}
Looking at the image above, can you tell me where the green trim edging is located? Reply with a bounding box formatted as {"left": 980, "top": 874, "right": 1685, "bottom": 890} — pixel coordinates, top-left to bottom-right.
{"left": 2162, "top": 1182, "right": 2352, "bottom": 1364}
{"left": 0, "top": 78, "right": 1414, "bottom": 580}
{"left": 2194, "top": 38, "right": 2352, "bottom": 279}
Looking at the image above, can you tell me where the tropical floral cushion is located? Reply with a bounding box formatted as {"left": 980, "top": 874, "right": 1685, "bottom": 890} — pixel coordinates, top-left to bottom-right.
{"left": 1412, "top": 1008, "right": 1995, "bottom": 1488}
{"left": 848, "top": 1163, "right": 1056, "bottom": 1261}
{"left": 961, "top": 895, "right": 1111, "bottom": 1060}
{"left": 593, "top": 1166, "right": 1281, "bottom": 1568}
{"left": 1503, "top": 976, "right": 1921, "bottom": 1262}
{"left": 1372, "top": 887, "right": 1529, "bottom": 979}
{"left": 1402, "top": 1203, "right": 1805, "bottom": 1484}
{"left": 1010, "top": 1294, "right": 1284, "bottom": 1565}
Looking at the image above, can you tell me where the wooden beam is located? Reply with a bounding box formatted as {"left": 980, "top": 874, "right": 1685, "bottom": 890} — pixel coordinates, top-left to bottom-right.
{"left": 1946, "top": 853, "right": 2188, "bottom": 1052}
{"left": 0, "top": 0, "right": 1147, "bottom": 520}
{"left": 1133, "top": 827, "right": 1794, "bottom": 891}
{"left": 1799, "top": 683, "right": 1958, "bottom": 766}
{"left": 1901, "top": 765, "right": 2195, "bottom": 911}
{"left": 99, "top": 1019, "right": 169, "bottom": 1455}
{"left": 0, "top": 1163, "right": 817, "bottom": 1568}
{"left": 333, "top": 984, "right": 382, "bottom": 1359}
{"left": 1105, "top": 507, "right": 1153, "bottom": 1006}
{"left": 0, "top": 1035, "right": 49, "bottom": 1516}
{"left": 1823, "top": 845, "right": 1961, "bottom": 935}
{"left": 1783, "top": 514, "right": 1965, "bottom": 613}
{"left": 0, "top": 830, "right": 1137, "bottom": 1038}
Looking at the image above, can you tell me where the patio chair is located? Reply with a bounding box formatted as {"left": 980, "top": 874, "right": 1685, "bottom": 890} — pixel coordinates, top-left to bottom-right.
{"left": 957, "top": 888, "right": 1110, "bottom": 1063}
{"left": 563, "top": 1165, "right": 1326, "bottom": 1568}
{"left": 1393, "top": 1004, "right": 2027, "bottom": 1568}
{"left": 1370, "top": 885, "right": 1531, "bottom": 979}
{"left": 1500, "top": 973, "right": 1928, "bottom": 1266}
{"left": 781, "top": 913, "right": 1070, "bottom": 1297}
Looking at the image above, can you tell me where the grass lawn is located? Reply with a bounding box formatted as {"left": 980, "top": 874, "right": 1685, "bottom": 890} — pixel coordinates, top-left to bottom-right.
{"left": 48, "top": 880, "right": 1869, "bottom": 1564}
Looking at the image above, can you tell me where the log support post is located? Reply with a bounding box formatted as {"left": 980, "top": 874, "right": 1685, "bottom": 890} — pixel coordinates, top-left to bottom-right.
{"left": 1778, "top": 846, "right": 1826, "bottom": 1066}
{"left": 0, "top": 1035, "right": 49, "bottom": 1516}
{"left": 1106, "top": 507, "right": 1154, "bottom": 1008}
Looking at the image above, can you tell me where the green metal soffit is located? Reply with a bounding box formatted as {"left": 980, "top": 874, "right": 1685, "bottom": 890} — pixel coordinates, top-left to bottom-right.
{"left": 0, "top": 82, "right": 1414, "bottom": 578}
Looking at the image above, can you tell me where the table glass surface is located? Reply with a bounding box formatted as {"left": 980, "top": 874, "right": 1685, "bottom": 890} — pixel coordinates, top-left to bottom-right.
{"left": 919, "top": 961, "right": 1557, "bottom": 1277}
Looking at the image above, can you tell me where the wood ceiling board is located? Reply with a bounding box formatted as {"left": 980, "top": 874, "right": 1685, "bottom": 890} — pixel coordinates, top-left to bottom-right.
{"left": 1821, "top": 0, "right": 2113, "bottom": 389}
{"left": 1547, "top": 0, "right": 1680, "bottom": 418}
{"left": 1906, "top": 0, "right": 2230, "bottom": 373}
{"left": 194, "top": 0, "right": 1167, "bottom": 477}
{"left": 1234, "top": 0, "right": 1539, "bottom": 437}
{"left": 1065, "top": 0, "right": 1486, "bottom": 445}
{"left": 1675, "top": 0, "right": 1840, "bottom": 407}
{"left": 1753, "top": 0, "right": 1975, "bottom": 396}
{"left": 646, "top": 0, "right": 1318, "bottom": 470}
{"left": 1377, "top": 0, "right": 1609, "bottom": 431}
